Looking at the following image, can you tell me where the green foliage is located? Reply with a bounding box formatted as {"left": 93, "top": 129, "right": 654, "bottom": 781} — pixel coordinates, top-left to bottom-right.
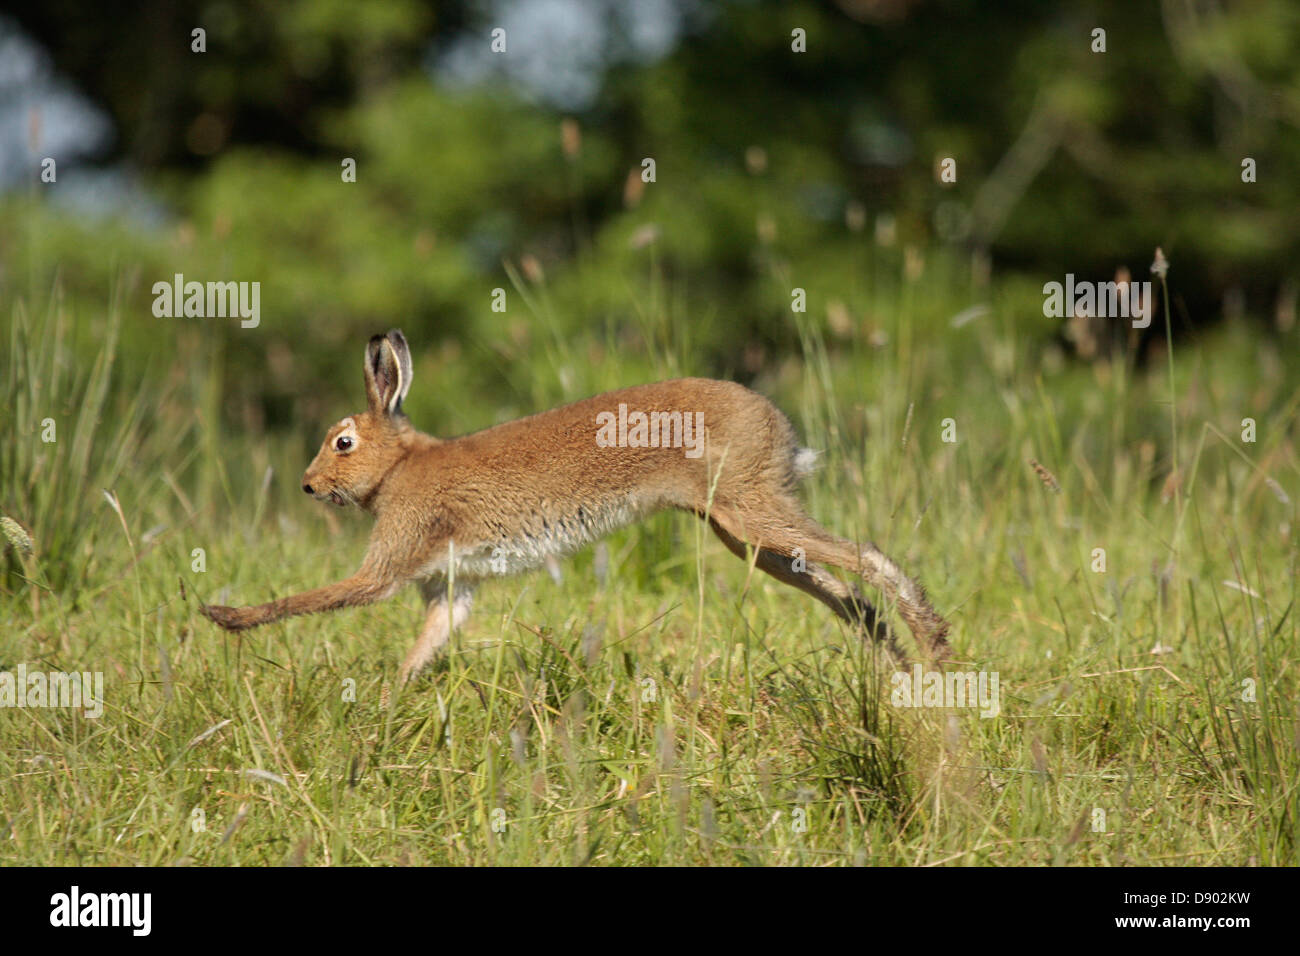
{"left": 0, "top": 299, "right": 147, "bottom": 593}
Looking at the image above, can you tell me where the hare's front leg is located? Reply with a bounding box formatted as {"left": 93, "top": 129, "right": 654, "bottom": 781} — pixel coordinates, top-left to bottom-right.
{"left": 398, "top": 579, "right": 475, "bottom": 684}
{"left": 202, "top": 571, "right": 404, "bottom": 631}
{"left": 202, "top": 523, "right": 449, "bottom": 633}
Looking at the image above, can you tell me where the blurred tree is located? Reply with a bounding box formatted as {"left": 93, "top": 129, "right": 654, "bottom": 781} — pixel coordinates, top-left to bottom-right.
{"left": 10, "top": 0, "right": 1297, "bottom": 314}
{"left": 6, "top": 0, "right": 444, "bottom": 166}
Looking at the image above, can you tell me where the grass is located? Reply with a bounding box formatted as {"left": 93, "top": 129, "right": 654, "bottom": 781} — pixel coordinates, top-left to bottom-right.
{"left": 1, "top": 257, "right": 1297, "bottom": 866}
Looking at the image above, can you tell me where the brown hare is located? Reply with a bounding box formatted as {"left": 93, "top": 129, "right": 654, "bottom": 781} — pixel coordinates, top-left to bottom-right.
{"left": 200, "top": 329, "right": 951, "bottom": 683}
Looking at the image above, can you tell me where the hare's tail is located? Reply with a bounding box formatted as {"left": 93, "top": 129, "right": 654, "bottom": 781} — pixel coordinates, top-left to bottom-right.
{"left": 793, "top": 447, "right": 820, "bottom": 479}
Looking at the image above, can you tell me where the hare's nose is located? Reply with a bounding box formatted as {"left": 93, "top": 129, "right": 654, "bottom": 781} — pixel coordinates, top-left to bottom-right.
{"left": 302, "top": 482, "right": 314, "bottom": 495}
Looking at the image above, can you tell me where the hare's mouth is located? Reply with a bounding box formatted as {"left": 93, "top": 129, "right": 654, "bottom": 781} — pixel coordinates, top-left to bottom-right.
{"left": 327, "top": 491, "right": 346, "bottom": 507}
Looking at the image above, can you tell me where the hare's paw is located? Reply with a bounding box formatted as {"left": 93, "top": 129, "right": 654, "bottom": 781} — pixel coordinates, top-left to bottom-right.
{"left": 201, "top": 604, "right": 251, "bottom": 631}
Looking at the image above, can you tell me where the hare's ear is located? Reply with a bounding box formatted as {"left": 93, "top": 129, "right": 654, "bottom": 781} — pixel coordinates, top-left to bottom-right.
{"left": 364, "top": 330, "right": 411, "bottom": 416}
{"left": 386, "top": 329, "right": 413, "bottom": 409}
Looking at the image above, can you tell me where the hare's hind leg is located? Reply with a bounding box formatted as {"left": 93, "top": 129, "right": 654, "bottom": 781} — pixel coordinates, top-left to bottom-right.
{"left": 707, "top": 516, "right": 903, "bottom": 656}
{"left": 709, "top": 496, "right": 950, "bottom": 659}
{"left": 398, "top": 579, "right": 475, "bottom": 684}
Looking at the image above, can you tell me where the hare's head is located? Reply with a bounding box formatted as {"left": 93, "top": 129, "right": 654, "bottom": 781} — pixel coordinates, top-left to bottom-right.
{"left": 302, "top": 329, "right": 414, "bottom": 510}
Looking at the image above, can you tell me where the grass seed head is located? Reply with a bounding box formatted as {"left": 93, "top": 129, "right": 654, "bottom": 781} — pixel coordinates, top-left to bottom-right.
{"left": 1, "top": 515, "right": 34, "bottom": 554}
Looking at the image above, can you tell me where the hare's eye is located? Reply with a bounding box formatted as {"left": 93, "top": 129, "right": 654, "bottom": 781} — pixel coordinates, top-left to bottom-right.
{"left": 335, "top": 435, "right": 354, "bottom": 452}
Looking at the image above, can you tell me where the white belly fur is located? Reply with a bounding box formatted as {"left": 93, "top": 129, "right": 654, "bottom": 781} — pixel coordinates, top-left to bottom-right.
{"left": 416, "top": 497, "right": 650, "bottom": 581}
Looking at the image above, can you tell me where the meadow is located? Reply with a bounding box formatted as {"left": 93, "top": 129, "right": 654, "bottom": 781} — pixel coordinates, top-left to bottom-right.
{"left": 2, "top": 235, "right": 1296, "bottom": 868}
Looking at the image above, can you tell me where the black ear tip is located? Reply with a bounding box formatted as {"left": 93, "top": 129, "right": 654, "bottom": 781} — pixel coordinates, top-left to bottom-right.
{"left": 387, "top": 328, "right": 407, "bottom": 345}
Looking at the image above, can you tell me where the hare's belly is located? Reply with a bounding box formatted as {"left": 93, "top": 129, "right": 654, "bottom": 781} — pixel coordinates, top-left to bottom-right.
{"left": 420, "top": 496, "right": 651, "bottom": 580}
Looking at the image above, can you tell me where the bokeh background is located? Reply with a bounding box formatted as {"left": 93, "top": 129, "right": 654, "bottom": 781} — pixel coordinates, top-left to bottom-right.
{"left": 5, "top": 0, "right": 1298, "bottom": 416}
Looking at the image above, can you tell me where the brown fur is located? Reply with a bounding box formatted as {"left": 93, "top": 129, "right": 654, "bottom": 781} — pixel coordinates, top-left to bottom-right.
{"left": 201, "top": 330, "right": 951, "bottom": 682}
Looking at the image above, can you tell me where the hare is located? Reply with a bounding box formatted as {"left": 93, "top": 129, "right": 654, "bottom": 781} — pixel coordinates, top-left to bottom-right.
{"left": 201, "top": 330, "right": 951, "bottom": 683}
